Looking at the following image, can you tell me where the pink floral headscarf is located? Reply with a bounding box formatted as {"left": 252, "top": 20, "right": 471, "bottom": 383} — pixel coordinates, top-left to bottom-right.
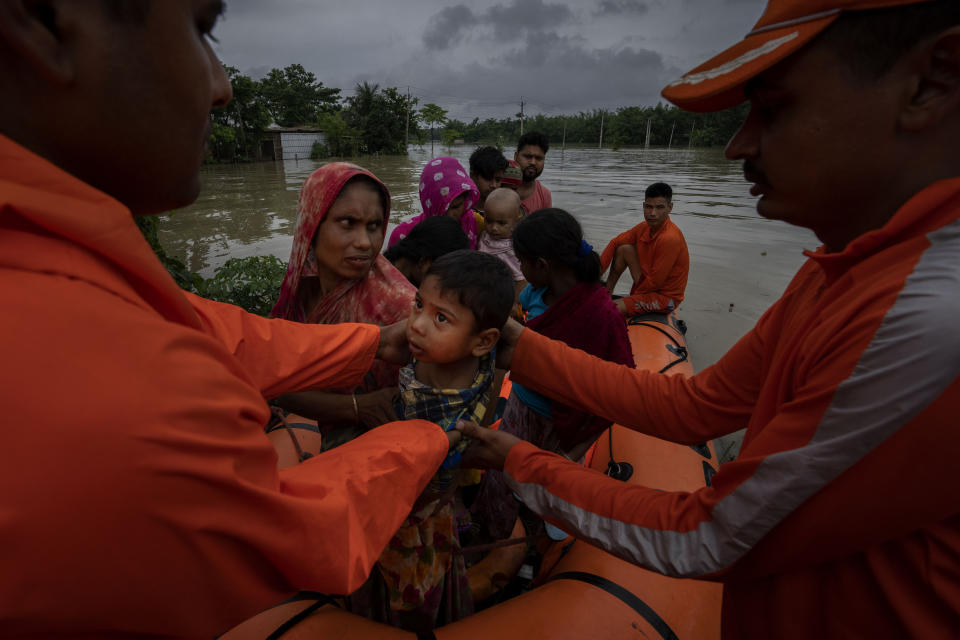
{"left": 387, "top": 157, "right": 480, "bottom": 249}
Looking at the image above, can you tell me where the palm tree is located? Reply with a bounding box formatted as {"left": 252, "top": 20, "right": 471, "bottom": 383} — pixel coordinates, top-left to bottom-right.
{"left": 419, "top": 103, "right": 447, "bottom": 155}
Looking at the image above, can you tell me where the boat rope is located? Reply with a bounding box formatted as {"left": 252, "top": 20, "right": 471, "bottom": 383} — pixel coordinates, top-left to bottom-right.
{"left": 251, "top": 591, "right": 339, "bottom": 640}
{"left": 267, "top": 407, "right": 314, "bottom": 463}
{"left": 605, "top": 427, "right": 634, "bottom": 482}
{"left": 546, "top": 572, "right": 680, "bottom": 640}
{"left": 629, "top": 320, "right": 689, "bottom": 373}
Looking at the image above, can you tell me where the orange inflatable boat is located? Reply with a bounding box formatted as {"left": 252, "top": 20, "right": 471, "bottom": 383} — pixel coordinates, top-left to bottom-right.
{"left": 225, "top": 313, "right": 722, "bottom": 639}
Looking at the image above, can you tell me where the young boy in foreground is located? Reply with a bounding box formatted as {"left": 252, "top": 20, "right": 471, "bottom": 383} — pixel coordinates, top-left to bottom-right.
{"left": 347, "top": 250, "right": 515, "bottom": 632}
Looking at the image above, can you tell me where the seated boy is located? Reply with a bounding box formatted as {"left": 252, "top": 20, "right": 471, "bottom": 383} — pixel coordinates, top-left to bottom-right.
{"left": 347, "top": 250, "right": 515, "bottom": 633}
{"left": 478, "top": 188, "right": 527, "bottom": 298}
{"left": 600, "top": 182, "right": 690, "bottom": 316}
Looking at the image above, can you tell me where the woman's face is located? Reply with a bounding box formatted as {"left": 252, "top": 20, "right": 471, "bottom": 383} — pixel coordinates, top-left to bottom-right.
{"left": 312, "top": 179, "right": 386, "bottom": 288}
{"left": 445, "top": 194, "right": 466, "bottom": 222}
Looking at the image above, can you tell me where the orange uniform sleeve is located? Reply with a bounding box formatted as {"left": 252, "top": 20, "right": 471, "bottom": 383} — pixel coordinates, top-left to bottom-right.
{"left": 185, "top": 292, "right": 378, "bottom": 398}
{"left": 1, "top": 275, "right": 449, "bottom": 637}
{"left": 503, "top": 298, "right": 960, "bottom": 584}
{"left": 510, "top": 325, "right": 763, "bottom": 444}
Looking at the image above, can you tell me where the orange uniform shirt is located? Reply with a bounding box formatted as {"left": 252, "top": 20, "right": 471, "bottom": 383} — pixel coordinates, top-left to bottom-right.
{"left": 0, "top": 135, "right": 449, "bottom": 637}
{"left": 600, "top": 218, "right": 689, "bottom": 311}
{"left": 507, "top": 178, "right": 960, "bottom": 638}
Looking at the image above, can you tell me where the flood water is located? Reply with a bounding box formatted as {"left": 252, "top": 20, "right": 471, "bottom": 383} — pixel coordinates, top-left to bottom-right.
{"left": 161, "top": 145, "right": 818, "bottom": 374}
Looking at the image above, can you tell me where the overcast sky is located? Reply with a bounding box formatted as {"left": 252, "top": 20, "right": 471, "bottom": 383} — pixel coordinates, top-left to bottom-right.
{"left": 212, "top": 0, "right": 767, "bottom": 120}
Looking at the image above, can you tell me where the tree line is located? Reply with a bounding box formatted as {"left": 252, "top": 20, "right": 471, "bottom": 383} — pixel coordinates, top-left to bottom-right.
{"left": 209, "top": 63, "right": 749, "bottom": 163}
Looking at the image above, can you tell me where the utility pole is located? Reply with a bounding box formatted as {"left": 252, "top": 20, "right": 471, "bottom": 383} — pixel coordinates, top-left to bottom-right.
{"left": 598, "top": 111, "right": 604, "bottom": 149}
{"left": 668, "top": 122, "right": 676, "bottom": 149}
{"left": 689, "top": 121, "right": 696, "bottom": 148}
{"left": 562, "top": 120, "right": 567, "bottom": 152}
{"left": 519, "top": 97, "right": 525, "bottom": 136}
{"left": 404, "top": 86, "right": 410, "bottom": 148}
{"left": 644, "top": 118, "right": 652, "bottom": 149}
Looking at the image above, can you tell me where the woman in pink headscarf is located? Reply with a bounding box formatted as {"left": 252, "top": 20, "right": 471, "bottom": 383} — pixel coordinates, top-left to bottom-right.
{"left": 387, "top": 157, "right": 481, "bottom": 250}
{"left": 271, "top": 162, "right": 415, "bottom": 448}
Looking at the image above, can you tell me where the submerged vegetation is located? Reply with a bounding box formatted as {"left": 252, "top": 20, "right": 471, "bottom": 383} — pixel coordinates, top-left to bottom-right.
{"left": 209, "top": 63, "right": 749, "bottom": 163}
{"left": 136, "top": 216, "right": 285, "bottom": 316}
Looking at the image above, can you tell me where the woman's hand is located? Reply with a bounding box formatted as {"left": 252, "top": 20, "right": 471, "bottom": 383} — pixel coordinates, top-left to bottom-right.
{"left": 377, "top": 320, "right": 411, "bottom": 365}
{"left": 356, "top": 388, "right": 399, "bottom": 428}
{"left": 457, "top": 420, "right": 522, "bottom": 471}
{"left": 496, "top": 318, "right": 524, "bottom": 370}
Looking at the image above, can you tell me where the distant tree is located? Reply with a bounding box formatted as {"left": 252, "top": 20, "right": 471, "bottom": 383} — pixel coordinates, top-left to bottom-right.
{"left": 442, "top": 118, "right": 466, "bottom": 146}
{"left": 259, "top": 64, "right": 340, "bottom": 127}
{"left": 448, "top": 103, "right": 748, "bottom": 149}
{"left": 316, "top": 112, "right": 362, "bottom": 157}
{"left": 419, "top": 103, "right": 448, "bottom": 155}
{"left": 209, "top": 65, "right": 271, "bottom": 162}
{"left": 442, "top": 128, "right": 464, "bottom": 146}
{"left": 342, "top": 83, "right": 417, "bottom": 155}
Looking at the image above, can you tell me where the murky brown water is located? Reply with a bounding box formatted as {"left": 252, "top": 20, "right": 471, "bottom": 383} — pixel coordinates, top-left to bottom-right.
{"left": 162, "top": 145, "right": 818, "bottom": 373}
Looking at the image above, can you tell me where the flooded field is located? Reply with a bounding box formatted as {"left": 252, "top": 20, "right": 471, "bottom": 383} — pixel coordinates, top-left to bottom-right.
{"left": 161, "top": 145, "right": 818, "bottom": 374}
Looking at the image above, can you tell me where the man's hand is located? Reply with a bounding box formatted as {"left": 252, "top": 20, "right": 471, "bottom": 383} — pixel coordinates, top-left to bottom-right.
{"left": 357, "top": 388, "right": 399, "bottom": 428}
{"left": 377, "top": 321, "right": 411, "bottom": 365}
{"left": 614, "top": 298, "right": 628, "bottom": 315}
{"left": 496, "top": 318, "right": 524, "bottom": 370}
{"left": 457, "top": 420, "right": 522, "bottom": 470}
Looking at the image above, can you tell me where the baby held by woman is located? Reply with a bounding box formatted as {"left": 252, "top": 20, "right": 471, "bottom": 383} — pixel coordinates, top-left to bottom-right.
{"left": 478, "top": 188, "right": 526, "bottom": 297}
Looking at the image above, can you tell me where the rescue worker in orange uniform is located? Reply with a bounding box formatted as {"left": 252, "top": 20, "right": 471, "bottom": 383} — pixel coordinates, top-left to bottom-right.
{"left": 459, "top": 1, "right": 960, "bottom": 637}
{"left": 0, "top": 1, "right": 454, "bottom": 637}
{"left": 601, "top": 181, "right": 690, "bottom": 316}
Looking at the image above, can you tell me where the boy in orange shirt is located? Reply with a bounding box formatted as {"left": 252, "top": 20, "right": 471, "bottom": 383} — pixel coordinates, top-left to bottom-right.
{"left": 601, "top": 182, "right": 690, "bottom": 316}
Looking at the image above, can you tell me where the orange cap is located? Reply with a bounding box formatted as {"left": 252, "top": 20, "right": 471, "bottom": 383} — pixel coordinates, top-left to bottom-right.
{"left": 661, "top": 0, "right": 933, "bottom": 112}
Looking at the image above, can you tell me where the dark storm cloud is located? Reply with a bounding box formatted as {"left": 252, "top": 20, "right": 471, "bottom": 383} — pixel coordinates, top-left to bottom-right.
{"left": 407, "top": 32, "right": 673, "bottom": 118}
{"left": 423, "top": 0, "right": 575, "bottom": 51}
{"left": 594, "top": 0, "right": 651, "bottom": 16}
{"left": 210, "top": 0, "right": 767, "bottom": 118}
{"left": 422, "top": 5, "right": 476, "bottom": 50}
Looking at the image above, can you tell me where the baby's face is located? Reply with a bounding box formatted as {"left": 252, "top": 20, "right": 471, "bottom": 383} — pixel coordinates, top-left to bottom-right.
{"left": 484, "top": 203, "right": 520, "bottom": 241}
{"left": 406, "top": 276, "right": 480, "bottom": 364}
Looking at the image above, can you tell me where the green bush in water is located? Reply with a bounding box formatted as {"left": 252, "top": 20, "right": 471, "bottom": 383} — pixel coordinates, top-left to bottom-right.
{"left": 203, "top": 256, "right": 287, "bottom": 317}
{"left": 310, "top": 140, "right": 329, "bottom": 159}
{"left": 135, "top": 215, "right": 205, "bottom": 294}
{"left": 136, "top": 215, "right": 286, "bottom": 316}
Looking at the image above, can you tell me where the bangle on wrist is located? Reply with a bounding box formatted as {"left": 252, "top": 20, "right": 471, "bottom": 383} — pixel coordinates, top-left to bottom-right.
{"left": 352, "top": 392, "right": 360, "bottom": 425}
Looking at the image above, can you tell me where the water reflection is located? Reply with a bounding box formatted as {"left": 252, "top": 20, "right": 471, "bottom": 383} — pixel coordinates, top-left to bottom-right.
{"left": 164, "top": 145, "right": 818, "bottom": 370}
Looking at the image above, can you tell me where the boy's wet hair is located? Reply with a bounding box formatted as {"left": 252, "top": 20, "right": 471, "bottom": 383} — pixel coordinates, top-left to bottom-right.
{"left": 645, "top": 182, "right": 672, "bottom": 202}
{"left": 517, "top": 132, "right": 549, "bottom": 154}
{"left": 384, "top": 216, "right": 469, "bottom": 264}
{"left": 512, "top": 208, "right": 601, "bottom": 284}
{"left": 425, "top": 250, "right": 514, "bottom": 332}
{"left": 469, "top": 146, "right": 509, "bottom": 181}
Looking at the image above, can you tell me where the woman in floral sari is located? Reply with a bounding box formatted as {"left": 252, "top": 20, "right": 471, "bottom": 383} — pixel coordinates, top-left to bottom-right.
{"left": 271, "top": 162, "right": 415, "bottom": 447}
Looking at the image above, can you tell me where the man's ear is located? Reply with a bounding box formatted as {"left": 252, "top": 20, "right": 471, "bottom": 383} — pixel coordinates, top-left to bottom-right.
{"left": 0, "top": 0, "right": 77, "bottom": 85}
{"left": 900, "top": 27, "right": 960, "bottom": 132}
{"left": 666, "top": 201, "right": 674, "bottom": 214}
{"left": 471, "top": 328, "right": 500, "bottom": 357}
